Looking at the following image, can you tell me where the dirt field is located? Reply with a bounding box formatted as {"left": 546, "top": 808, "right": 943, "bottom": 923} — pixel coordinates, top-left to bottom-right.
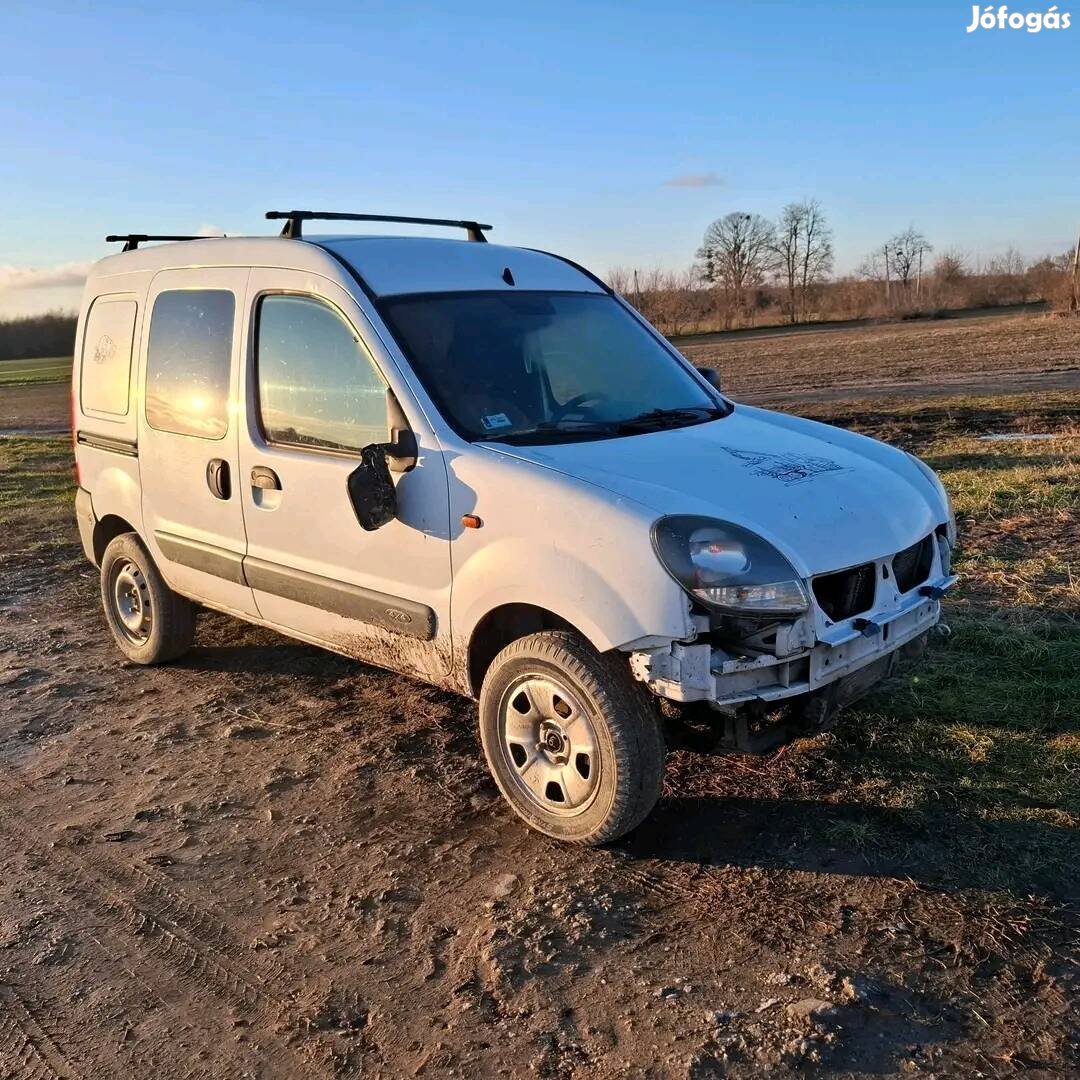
{"left": 682, "top": 310, "right": 1080, "bottom": 403}
{"left": 1, "top": 314, "right": 1078, "bottom": 1078}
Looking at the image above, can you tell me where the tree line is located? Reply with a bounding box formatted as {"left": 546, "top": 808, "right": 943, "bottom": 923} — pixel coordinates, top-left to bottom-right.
{"left": 610, "top": 203, "right": 1078, "bottom": 335}
{"left": 0, "top": 311, "right": 78, "bottom": 361}
{"left": 695, "top": 202, "right": 835, "bottom": 324}
{"left": 2, "top": 211, "right": 1077, "bottom": 358}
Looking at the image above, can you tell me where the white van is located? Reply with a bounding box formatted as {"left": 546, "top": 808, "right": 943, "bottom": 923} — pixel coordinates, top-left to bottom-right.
{"left": 72, "top": 211, "right": 956, "bottom": 844}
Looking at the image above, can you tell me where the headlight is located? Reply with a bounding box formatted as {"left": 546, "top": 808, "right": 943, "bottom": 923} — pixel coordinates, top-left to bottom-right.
{"left": 652, "top": 516, "right": 809, "bottom": 616}
{"left": 907, "top": 452, "right": 956, "bottom": 547}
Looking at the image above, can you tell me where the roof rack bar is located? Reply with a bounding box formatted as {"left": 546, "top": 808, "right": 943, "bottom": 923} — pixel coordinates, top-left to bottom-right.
{"left": 265, "top": 210, "right": 492, "bottom": 243}
{"left": 105, "top": 234, "right": 218, "bottom": 252}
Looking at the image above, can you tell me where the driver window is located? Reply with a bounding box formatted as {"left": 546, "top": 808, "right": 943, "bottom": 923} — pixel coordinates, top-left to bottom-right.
{"left": 256, "top": 295, "right": 388, "bottom": 452}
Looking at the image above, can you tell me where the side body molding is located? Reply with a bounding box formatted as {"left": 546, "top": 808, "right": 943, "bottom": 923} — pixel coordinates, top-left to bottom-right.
{"left": 153, "top": 531, "right": 436, "bottom": 640}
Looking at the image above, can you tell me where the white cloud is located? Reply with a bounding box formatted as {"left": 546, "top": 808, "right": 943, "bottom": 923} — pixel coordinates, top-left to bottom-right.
{"left": 0, "top": 261, "right": 93, "bottom": 292}
{"left": 663, "top": 171, "right": 723, "bottom": 189}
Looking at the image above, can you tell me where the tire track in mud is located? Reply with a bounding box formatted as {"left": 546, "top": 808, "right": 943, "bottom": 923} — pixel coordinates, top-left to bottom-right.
{"left": 0, "top": 771, "right": 345, "bottom": 1080}
{"left": 12, "top": 863, "right": 269, "bottom": 1080}
{"left": 0, "top": 771, "right": 284, "bottom": 994}
{"left": 0, "top": 982, "right": 83, "bottom": 1080}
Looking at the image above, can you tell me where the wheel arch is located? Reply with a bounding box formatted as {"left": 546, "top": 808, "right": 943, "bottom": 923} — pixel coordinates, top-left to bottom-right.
{"left": 93, "top": 514, "right": 138, "bottom": 565}
{"left": 466, "top": 602, "right": 585, "bottom": 698}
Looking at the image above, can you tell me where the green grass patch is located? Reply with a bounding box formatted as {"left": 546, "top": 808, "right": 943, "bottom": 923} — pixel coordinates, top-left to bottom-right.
{"left": 0, "top": 436, "right": 76, "bottom": 542}
{"left": 0, "top": 355, "right": 72, "bottom": 386}
{"left": 842, "top": 615, "right": 1080, "bottom": 819}
{"left": 818, "top": 418, "right": 1079, "bottom": 893}
{"left": 928, "top": 438, "right": 1080, "bottom": 520}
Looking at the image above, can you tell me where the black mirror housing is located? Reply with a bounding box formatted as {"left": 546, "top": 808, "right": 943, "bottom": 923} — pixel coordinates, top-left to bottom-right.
{"left": 347, "top": 444, "right": 397, "bottom": 531}
{"left": 695, "top": 365, "right": 722, "bottom": 391}
{"left": 386, "top": 391, "right": 418, "bottom": 473}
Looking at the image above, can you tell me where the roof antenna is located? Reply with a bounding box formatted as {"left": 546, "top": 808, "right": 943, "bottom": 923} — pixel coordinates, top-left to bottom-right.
{"left": 502, "top": 267, "right": 515, "bottom": 286}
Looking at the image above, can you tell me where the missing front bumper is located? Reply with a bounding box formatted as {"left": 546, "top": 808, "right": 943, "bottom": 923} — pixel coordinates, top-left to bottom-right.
{"left": 629, "top": 581, "right": 954, "bottom": 711}
{"left": 677, "top": 632, "right": 932, "bottom": 755}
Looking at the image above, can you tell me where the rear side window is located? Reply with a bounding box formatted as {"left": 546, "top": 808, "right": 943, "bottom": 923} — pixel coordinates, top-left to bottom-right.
{"left": 80, "top": 296, "right": 137, "bottom": 415}
{"left": 145, "top": 290, "right": 234, "bottom": 439}
{"left": 256, "top": 294, "right": 387, "bottom": 453}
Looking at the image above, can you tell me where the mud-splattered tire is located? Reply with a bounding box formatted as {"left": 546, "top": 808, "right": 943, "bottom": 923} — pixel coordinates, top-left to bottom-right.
{"left": 479, "top": 630, "right": 665, "bottom": 845}
{"left": 100, "top": 533, "right": 195, "bottom": 664}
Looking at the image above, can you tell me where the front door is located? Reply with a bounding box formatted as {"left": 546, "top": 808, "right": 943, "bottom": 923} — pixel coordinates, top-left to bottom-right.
{"left": 236, "top": 269, "right": 452, "bottom": 680}
{"left": 138, "top": 268, "right": 258, "bottom": 617}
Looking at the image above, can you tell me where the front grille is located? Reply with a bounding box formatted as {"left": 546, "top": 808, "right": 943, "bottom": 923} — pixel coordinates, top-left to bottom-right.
{"left": 893, "top": 534, "right": 935, "bottom": 593}
{"left": 812, "top": 562, "right": 876, "bottom": 622}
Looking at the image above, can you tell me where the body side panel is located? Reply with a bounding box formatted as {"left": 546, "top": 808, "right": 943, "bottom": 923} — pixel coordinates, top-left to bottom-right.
{"left": 447, "top": 447, "right": 694, "bottom": 656}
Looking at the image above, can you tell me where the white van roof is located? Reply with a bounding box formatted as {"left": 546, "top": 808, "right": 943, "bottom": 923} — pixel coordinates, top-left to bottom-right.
{"left": 88, "top": 234, "right": 606, "bottom": 299}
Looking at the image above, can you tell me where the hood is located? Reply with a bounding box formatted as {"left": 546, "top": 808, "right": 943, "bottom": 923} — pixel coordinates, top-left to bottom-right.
{"left": 481, "top": 404, "right": 947, "bottom": 576}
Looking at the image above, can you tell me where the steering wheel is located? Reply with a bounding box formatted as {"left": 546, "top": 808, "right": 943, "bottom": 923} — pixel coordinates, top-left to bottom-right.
{"left": 553, "top": 391, "right": 611, "bottom": 419}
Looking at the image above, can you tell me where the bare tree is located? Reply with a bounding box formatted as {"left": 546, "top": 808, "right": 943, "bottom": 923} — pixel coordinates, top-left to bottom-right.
{"left": 606, "top": 266, "right": 635, "bottom": 301}
{"left": 856, "top": 249, "right": 887, "bottom": 282}
{"left": 797, "top": 200, "right": 833, "bottom": 320}
{"left": 933, "top": 249, "right": 969, "bottom": 285}
{"left": 886, "top": 228, "right": 933, "bottom": 290}
{"left": 774, "top": 204, "right": 802, "bottom": 323}
{"left": 696, "top": 212, "right": 778, "bottom": 325}
{"left": 984, "top": 247, "right": 1027, "bottom": 278}
{"left": 606, "top": 266, "right": 707, "bottom": 335}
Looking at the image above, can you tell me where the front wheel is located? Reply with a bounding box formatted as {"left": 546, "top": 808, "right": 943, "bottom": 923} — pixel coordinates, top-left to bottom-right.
{"left": 478, "top": 631, "right": 665, "bottom": 845}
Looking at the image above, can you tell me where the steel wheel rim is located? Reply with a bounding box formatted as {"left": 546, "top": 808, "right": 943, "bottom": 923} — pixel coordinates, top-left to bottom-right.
{"left": 112, "top": 560, "right": 152, "bottom": 644}
{"left": 498, "top": 673, "right": 600, "bottom": 817}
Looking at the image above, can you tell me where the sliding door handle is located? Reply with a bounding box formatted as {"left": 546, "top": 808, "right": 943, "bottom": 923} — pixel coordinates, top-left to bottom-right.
{"left": 251, "top": 466, "right": 282, "bottom": 491}
{"left": 206, "top": 458, "right": 231, "bottom": 500}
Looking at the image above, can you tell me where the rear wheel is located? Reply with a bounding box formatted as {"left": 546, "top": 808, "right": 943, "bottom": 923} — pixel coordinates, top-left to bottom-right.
{"left": 100, "top": 533, "right": 195, "bottom": 664}
{"left": 479, "top": 630, "right": 665, "bottom": 845}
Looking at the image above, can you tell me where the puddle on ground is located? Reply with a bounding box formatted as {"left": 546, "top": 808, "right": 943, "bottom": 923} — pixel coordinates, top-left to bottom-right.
{"left": 977, "top": 432, "right": 1072, "bottom": 442}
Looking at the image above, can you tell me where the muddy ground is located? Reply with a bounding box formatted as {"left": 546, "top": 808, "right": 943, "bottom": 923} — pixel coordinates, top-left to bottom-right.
{"left": 5, "top": 539, "right": 1076, "bottom": 1080}
{"left": 1, "top": 316, "right": 1078, "bottom": 1078}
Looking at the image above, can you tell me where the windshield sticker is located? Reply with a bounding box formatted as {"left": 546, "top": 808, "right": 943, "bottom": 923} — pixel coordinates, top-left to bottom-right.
{"left": 481, "top": 412, "right": 512, "bottom": 431}
{"left": 718, "top": 445, "right": 848, "bottom": 486}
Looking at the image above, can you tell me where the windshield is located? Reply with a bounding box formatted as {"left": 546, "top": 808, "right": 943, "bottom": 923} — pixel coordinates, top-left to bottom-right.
{"left": 379, "top": 291, "right": 728, "bottom": 443}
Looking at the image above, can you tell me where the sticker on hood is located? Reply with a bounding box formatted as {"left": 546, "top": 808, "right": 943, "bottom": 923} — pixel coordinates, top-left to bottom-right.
{"left": 718, "top": 445, "right": 848, "bottom": 486}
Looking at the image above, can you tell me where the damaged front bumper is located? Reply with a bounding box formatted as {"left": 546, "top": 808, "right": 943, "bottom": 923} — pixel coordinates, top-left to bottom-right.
{"left": 629, "top": 574, "right": 958, "bottom": 711}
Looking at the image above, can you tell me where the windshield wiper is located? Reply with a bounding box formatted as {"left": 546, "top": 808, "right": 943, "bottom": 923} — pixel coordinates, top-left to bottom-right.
{"left": 615, "top": 405, "right": 726, "bottom": 433}
{"left": 474, "top": 419, "right": 622, "bottom": 445}
{"left": 473, "top": 406, "right": 725, "bottom": 445}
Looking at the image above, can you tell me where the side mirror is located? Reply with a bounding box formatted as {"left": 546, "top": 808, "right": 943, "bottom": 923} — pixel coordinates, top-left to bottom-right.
{"left": 385, "top": 391, "right": 418, "bottom": 473}
{"left": 695, "top": 366, "right": 722, "bottom": 391}
{"left": 347, "top": 444, "right": 397, "bottom": 531}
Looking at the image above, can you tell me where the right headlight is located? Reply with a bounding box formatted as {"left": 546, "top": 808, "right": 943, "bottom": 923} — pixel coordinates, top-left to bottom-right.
{"left": 651, "top": 515, "right": 809, "bottom": 617}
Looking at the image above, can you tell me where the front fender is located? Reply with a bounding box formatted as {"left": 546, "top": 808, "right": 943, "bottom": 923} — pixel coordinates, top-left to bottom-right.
{"left": 448, "top": 447, "right": 694, "bottom": 654}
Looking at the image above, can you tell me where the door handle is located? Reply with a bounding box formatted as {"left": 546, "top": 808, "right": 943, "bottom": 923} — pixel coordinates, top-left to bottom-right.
{"left": 206, "top": 458, "right": 231, "bottom": 500}
{"left": 250, "top": 466, "right": 282, "bottom": 491}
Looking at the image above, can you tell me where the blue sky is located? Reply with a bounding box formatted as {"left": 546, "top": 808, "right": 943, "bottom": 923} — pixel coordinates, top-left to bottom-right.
{"left": 1, "top": 0, "right": 1077, "bottom": 315}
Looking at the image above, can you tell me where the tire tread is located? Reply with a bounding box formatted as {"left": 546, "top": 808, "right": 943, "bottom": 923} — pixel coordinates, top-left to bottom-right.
{"left": 479, "top": 630, "right": 664, "bottom": 845}
{"left": 100, "top": 533, "right": 195, "bottom": 665}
